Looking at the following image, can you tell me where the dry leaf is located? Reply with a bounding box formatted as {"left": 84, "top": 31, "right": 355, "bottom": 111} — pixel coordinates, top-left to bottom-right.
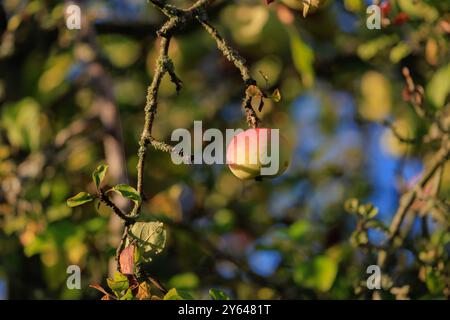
{"left": 301, "top": 0, "right": 320, "bottom": 18}
{"left": 136, "top": 281, "right": 152, "bottom": 300}
{"left": 246, "top": 85, "right": 261, "bottom": 97}
{"left": 271, "top": 88, "right": 282, "bottom": 103}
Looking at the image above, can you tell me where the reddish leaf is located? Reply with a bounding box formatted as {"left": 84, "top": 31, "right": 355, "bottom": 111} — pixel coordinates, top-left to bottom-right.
{"left": 119, "top": 244, "right": 135, "bottom": 275}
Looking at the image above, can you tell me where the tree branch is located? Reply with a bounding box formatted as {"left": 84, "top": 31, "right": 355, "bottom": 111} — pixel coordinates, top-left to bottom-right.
{"left": 120, "top": 0, "right": 264, "bottom": 272}
{"left": 99, "top": 190, "right": 135, "bottom": 225}
{"left": 373, "top": 139, "right": 450, "bottom": 299}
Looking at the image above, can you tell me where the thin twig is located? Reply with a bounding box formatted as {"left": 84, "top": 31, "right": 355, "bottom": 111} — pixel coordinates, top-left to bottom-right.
{"left": 373, "top": 140, "right": 450, "bottom": 299}
{"left": 99, "top": 190, "right": 135, "bottom": 225}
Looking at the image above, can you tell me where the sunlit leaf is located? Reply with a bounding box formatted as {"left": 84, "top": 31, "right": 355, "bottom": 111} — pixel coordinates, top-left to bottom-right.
{"left": 92, "top": 164, "right": 108, "bottom": 190}
{"left": 100, "top": 35, "right": 141, "bottom": 68}
{"left": 127, "top": 221, "right": 166, "bottom": 262}
{"left": 107, "top": 271, "right": 129, "bottom": 297}
{"left": 344, "top": 198, "right": 359, "bottom": 214}
{"left": 271, "top": 88, "right": 282, "bottom": 103}
{"left": 209, "top": 288, "right": 230, "bottom": 300}
{"left": 163, "top": 288, "right": 194, "bottom": 300}
{"left": 425, "top": 268, "right": 445, "bottom": 294}
{"left": 344, "top": 0, "right": 363, "bottom": 12}
{"left": 119, "top": 244, "right": 135, "bottom": 275}
{"left": 397, "top": 0, "right": 438, "bottom": 22}
{"left": 360, "top": 71, "right": 392, "bottom": 121}
{"left": 350, "top": 231, "right": 369, "bottom": 246}
{"left": 1, "top": 98, "right": 42, "bottom": 152}
{"left": 427, "top": 63, "right": 450, "bottom": 109}
{"left": 358, "top": 203, "right": 378, "bottom": 219}
{"left": 38, "top": 54, "right": 73, "bottom": 93}
{"left": 289, "top": 29, "right": 315, "bottom": 88}
{"left": 168, "top": 272, "right": 199, "bottom": 290}
{"left": 294, "top": 255, "right": 338, "bottom": 292}
{"left": 357, "top": 35, "right": 399, "bottom": 61}
{"left": 119, "top": 288, "right": 134, "bottom": 300}
{"left": 67, "top": 192, "right": 94, "bottom": 207}
{"left": 136, "top": 281, "right": 152, "bottom": 300}
{"left": 288, "top": 220, "right": 310, "bottom": 241}
{"left": 390, "top": 42, "right": 411, "bottom": 63}
{"left": 111, "top": 184, "right": 141, "bottom": 204}
{"left": 301, "top": 0, "right": 320, "bottom": 18}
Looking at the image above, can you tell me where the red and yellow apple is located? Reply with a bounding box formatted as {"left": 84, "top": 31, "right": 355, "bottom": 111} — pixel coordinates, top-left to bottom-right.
{"left": 226, "top": 128, "right": 292, "bottom": 180}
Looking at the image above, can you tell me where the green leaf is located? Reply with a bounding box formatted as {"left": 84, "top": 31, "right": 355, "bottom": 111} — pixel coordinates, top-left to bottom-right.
{"left": 67, "top": 192, "right": 94, "bottom": 207}
{"left": 100, "top": 35, "right": 141, "bottom": 68}
{"left": 389, "top": 42, "right": 411, "bottom": 64}
{"left": 168, "top": 272, "right": 199, "bottom": 290}
{"left": 427, "top": 63, "right": 450, "bottom": 109}
{"left": 92, "top": 164, "right": 108, "bottom": 190}
{"left": 293, "top": 255, "right": 338, "bottom": 292}
{"left": 288, "top": 220, "right": 310, "bottom": 241}
{"left": 209, "top": 288, "right": 230, "bottom": 300}
{"left": 119, "top": 288, "right": 134, "bottom": 300}
{"left": 344, "top": 0, "right": 363, "bottom": 12}
{"left": 350, "top": 231, "right": 369, "bottom": 247}
{"left": 126, "top": 221, "right": 166, "bottom": 262}
{"left": 344, "top": 198, "right": 359, "bottom": 214}
{"left": 366, "top": 206, "right": 379, "bottom": 219}
{"left": 289, "top": 28, "right": 315, "bottom": 88}
{"left": 163, "top": 288, "right": 193, "bottom": 300}
{"left": 425, "top": 268, "right": 445, "bottom": 295}
{"left": 111, "top": 184, "right": 141, "bottom": 204}
{"left": 107, "top": 271, "right": 129, "bottom": 296}
{"left": 358, "top": 203, "right": 378, "bottom": 218}
{"left": 397, "top": 0, "right": 438, "bottom": 22}
{"left": 357, "top": 35, "right": 399, "bottom": 61}
{"left": 1, "top": 98, "right": 41, "bottom": 152}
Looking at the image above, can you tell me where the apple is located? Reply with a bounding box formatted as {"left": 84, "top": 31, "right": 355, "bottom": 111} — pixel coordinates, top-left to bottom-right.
{"left": 226, "top": 128, "right": 292, "bottom": 180}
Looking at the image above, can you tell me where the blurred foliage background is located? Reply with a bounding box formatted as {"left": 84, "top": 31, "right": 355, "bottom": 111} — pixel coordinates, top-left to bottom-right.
{"left": 0, "top": 0, "right": 449, "bottom": 299}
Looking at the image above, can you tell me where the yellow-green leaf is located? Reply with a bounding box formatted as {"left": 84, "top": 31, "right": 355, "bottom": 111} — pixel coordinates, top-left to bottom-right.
{"left": 289, "top": 29, "right": 315, "bottom": 88}
{"left": 163, "top": 288, "right": 193, "bottom": 300}
{"left": 107, "top": 271, "right": 129, "bottom": 295}
{"left": 293, "top": 255, "right": 338, "bottom": 292}
{"left": 111, "top": 184, "right": 141, "bottom": 204}
{"left": 92, "top": 164, "right": 108, "bottom": 190}
{"left": 390, "top": 42, "right": 412, "bottom": 64}
{"left": 427, "top": 63, "right": 450, "bottom": 109}
{"left": 209, "top": 288, "right": 230, "bottom": 300}
{"left": 67, "top": 192, "right": 94, "bottom": 207}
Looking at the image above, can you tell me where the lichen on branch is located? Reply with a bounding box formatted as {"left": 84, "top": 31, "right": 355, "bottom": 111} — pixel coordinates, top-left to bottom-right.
{"left": 121, "top": 0, "right": 264, "bottom": 267}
